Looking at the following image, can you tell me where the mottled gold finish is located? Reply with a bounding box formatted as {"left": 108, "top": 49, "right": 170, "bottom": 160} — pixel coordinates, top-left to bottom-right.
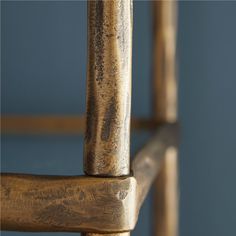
{"left": 152, "top": 1, "right": 179, "bottom": 236}
{"left": 1, "top": 174, "right": 137, "bottom": 233}
{"left": 0, "top": 115, "right": 159, "bottom": 134}
{"left": 84, "top": 1, "right": 133, "bottom": 236}
{"left": 84, "top": 0, "right": 133, "bottom": 177}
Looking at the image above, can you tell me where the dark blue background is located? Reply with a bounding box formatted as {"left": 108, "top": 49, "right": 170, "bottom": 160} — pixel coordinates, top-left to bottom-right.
{"left": 1, "top": 1, "right": 236, "bottom": 236}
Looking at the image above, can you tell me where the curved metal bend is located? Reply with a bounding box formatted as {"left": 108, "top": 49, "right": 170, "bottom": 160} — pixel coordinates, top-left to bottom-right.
{"left": 0, "top": 123, "right": 179, "bottom": 233}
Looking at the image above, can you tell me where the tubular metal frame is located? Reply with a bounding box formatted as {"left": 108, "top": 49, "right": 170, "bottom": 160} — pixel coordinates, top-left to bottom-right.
{"left": 0, "top": 1, "right": 179, "bottom": 235}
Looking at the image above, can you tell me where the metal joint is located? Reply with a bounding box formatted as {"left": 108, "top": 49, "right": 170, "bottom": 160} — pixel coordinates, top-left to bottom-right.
{"left": 0, "top": 123, "right": 179, "bottom": 234}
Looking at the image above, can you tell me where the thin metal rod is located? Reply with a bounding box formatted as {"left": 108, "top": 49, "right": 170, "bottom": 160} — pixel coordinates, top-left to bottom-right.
{"left": 1, "top": 116, "right": 159, "bottom": 134}
{"left": 152, "top": 0, "right": 179, "bottom": 236}
{"left": 84, "top": 0, "right": 132, "bottom": 235}
{"left": 153, "top": 0, "right": 178, "bottom": 123}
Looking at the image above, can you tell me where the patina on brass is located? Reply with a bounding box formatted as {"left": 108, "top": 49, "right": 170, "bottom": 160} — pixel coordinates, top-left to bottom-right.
{"left": 84, "top": 0, "right": 133, "bottom": 177}
{"left": 0, "top": 124, "right": 178, "bottom": 233}
{"left": 83, "top": 0, "right": 133, "bottom": 236}
{"left": 152, "top": 1, "right": 179, "bottom": 236}
{"left": 1, "top": 174, "right": 137, "bottom": 233}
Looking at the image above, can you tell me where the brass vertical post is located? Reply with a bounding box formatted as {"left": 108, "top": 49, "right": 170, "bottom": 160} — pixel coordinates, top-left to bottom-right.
{"left": 84, "top": 0, "right": 133, "bottom": 235}
{"left": 152, "top": 1, "right": 179, "bottom": 236}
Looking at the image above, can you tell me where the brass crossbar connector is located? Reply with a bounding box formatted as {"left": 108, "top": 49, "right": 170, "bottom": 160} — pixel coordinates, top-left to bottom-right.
{"left": 0, "top": 123, "right": 179, "bottom": 234}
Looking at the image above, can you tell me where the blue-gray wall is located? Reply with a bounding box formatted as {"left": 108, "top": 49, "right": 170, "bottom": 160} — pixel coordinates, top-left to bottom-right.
{"left": 1, "top": 1, "right": 236, "bottom": 236}
{"left": 178, "top": 2, "right": 236, "bottom": 236}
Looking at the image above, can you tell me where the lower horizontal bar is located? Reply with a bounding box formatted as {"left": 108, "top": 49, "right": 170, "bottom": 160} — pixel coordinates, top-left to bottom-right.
{"left": 1, "top": 174, "right": 137, "bottom": 233}
{"left": 1, "top": 116, "right": 159, "bottom": 134}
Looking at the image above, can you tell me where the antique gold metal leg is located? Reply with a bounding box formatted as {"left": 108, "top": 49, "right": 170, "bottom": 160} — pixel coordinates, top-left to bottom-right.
{"left": 84, "top": 0, "right": 133, "bottom": 235}
{"left": 152, "top": 1, "right": 179, "bottom": 236}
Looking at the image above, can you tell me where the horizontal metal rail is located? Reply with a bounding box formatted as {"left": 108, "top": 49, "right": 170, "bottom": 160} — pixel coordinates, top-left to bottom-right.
{"left": 1, "top": 174, "right": 137, "bottom": 233}
{"left": 0, "top": 123, "right": 178, "bottom": 233}
{"left": 1, "top": 116, "right": 160, "bottom": 134}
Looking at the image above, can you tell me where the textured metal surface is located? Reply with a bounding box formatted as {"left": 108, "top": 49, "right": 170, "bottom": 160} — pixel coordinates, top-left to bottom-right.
{"left": 152, "top": 1, "right": 179, "bottom": 236}
{"left": 84, "top": 1, "right": 133, "bottom": 236}
{"left": 1, "top": 174, "right": 137, "bottom": 233}
{"left": 84, "top": 0, "right": 133, "bottom": 176}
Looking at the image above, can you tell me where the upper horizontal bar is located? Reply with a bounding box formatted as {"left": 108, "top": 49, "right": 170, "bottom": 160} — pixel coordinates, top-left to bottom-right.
{"left": 1, "top": 116, "right": 159, "bottom": 134}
